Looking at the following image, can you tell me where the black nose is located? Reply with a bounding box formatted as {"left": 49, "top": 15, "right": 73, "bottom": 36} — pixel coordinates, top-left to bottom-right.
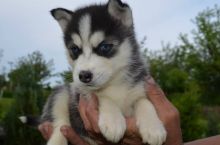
{"left": 79, "top": 71, "right": 93, "bottom": 83}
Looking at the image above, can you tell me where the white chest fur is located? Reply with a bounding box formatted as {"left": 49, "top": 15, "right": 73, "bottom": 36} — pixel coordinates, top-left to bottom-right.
{"left": 95, "top": 81, "right": 167, "bottom": 145}
{"left": 96, "top": 81, "right": 146, "bottom": 117}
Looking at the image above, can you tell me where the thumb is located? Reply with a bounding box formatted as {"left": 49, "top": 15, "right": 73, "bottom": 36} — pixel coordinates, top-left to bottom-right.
{"left": 60, "top": 126, "right": 90, "bottom": 145}
{"left": 145, "top": 76, "right": 167, "bottom": 106}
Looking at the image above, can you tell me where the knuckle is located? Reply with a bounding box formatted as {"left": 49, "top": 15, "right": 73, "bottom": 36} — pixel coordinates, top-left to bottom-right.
{"left": 85, "top": 109, "right": 90, "bottom": 119}
{"left": 38, "top": 124, "right": 43, "bottom": 131}
{"left": 86, "top": 106, "right": 91, "bottom": 114}
{"left": 94, "top": 127, "right": 100, "bottom": 134}
{"left": 85, "top": 125, "right": 92, "bottom": 132}
{"left": 172, "top": 108, "right": 180, "bottom": 119}
{"left": 167, "top": 107, "right": 180, "bottom": 120}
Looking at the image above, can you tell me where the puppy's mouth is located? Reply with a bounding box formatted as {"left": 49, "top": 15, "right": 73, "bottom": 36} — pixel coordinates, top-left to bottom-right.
{"left": 76, "top": 73, "right": 112, "bottom": 92}
{"left": 84, "top": 82, "right": 105, "bottom": 90}
{"left": 85, "top": 83, "right": 99, "bottom": 89}
{"left": 81, "top": 81, "right": 108, "bottom": 92}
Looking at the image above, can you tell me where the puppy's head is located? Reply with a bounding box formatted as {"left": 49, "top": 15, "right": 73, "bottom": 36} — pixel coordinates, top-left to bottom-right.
{"left": 51, "top": 0, "right": 136, "bottom": 91}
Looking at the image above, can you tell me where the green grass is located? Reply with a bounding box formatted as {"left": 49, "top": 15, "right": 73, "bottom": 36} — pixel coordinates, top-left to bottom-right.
{"left": 0, "top": 98, "right": 14, "bottom": 121}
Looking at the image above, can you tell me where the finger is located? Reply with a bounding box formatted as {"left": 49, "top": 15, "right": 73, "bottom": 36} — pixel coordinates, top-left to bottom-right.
{"left": 38, "top": 124, "right": 48, "bottom": 140}
{"left": 38, "top": 122, "right": 53, "bottom": 140}
{"left": 86, "top": 94, "right": 100, "bottom": 133}
{"left": 122, "top": 138, "right": 143, "bottom": 145}
{"left": 125, "top": 117, "right": 139, "bottom": 136}
{"left": 79, "top": 96, "right": 92, "bottom": 131}
{"left": 145, "top": 76, "right": 179, "bottom": 123}
{"left": 39, "top": 122, "right": 53, "bottom": 140}
{"left": 124, "top": 118, "right": 142, "bottom": 145}
{"left": 88, "top": 94, "right": 99, "bottom": 110}
{"left": 60, "top": 126, "right": 90, "bottom": 145}
{"left": 145, "top": 76, "right": 170, "bottom": 108}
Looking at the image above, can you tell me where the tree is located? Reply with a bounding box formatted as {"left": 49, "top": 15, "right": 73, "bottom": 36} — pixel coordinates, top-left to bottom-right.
{"left": 60, "top": 69, "right": 73, "bottom": 84}
{"left": 0, "top": 75, "right": 6, "bottom": 96}
{"left": 2, "top": 51, "right": 53, "bottom": 145}
{"left": 190, "top": 5, "right": 220, "bottom": 105}
{"left": 146, "top": 5, "right": 220, "bottom": 141}
{"left": 147, "top": 48, "right": 208, "bottom": 141}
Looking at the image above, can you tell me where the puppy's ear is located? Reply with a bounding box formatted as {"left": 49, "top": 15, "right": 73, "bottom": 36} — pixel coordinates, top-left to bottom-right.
{"left": 108, "top": 0, "right": 133, "bottom": 27}
{"left": 50, "top": 8, "right": 73, "bottom": 32}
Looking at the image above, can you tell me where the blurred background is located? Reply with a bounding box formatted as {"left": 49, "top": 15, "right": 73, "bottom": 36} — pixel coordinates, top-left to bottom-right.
{"left": 0, "top": 0, "right": 220, "bottom": 144}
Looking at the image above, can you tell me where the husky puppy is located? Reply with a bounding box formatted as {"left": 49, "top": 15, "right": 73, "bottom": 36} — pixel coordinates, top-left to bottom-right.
{"left": 24, "top": 0, "right": 167, "bottom": 145}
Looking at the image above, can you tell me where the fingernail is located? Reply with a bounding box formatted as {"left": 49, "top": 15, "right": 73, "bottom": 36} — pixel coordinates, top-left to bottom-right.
{"left": 60, "top": 126, "right": 68, "bottom": 136}
{"left": 145, "top": 75, "right": 151, "bottom": 80}
{"left": 38, "top": 125, "right": 42, "bottom": 131}
{"left": 147, "top": 77, "right": 156, "bottom": 85}
{"left": 45, "top": 126, "right": 49, "bottom": 133}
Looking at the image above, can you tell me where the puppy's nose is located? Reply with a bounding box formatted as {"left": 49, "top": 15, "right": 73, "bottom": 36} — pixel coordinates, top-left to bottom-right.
{"left": 79, "top": 71, "right": 93, "bottom": 83}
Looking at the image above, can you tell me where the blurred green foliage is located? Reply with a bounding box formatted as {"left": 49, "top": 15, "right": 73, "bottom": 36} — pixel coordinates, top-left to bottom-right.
{"left": 0, "top": 4, "right": 219, "bottom": 145}
{"left": 60, "top": 69, "right": 73, "bottom": 84}
{"left": 0, "top": 98, "right": 13, "bottom": 122}
{"left": 0, "top": 51, "right": 53, "bottom": 145}
{"left": 146, "top": 5, "right": 220, "bottom": 141}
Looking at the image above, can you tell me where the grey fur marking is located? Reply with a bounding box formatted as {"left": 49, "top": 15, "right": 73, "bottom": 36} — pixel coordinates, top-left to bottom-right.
{"left": 41, "top": 85, "right": 87, "bottom": 136}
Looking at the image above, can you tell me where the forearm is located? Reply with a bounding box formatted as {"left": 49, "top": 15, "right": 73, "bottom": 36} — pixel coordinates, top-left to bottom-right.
{"left": 184, "top": 135, "right": 220, "bottom": 145}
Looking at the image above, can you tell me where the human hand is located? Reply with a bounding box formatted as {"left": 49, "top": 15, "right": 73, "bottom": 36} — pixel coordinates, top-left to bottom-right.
{"left": 38, "top": 76, "right": 182, "bottom": 145}
{"left": 146, "top": 76, "right": 182, "bottom": 145}
{"left": 38, "top": 122, "right": 90, "bottom": 145}
{"left": 79, "top": 94, "right": 141, "bottom": 145}
{"left": 78, "top": 94, "right": 116, "bottom": 145}
{"left": 79, "top": 76, "right": 183, "bottom": 145}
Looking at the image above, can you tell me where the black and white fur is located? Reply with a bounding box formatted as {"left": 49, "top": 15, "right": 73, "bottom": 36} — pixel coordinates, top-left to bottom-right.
{"left": 23, "top": 0, "right": 167, "bottom": 145}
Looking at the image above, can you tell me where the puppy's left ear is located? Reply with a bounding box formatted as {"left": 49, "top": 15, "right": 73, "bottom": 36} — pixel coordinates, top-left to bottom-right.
{"left": 108, "top": 0, "right": 133, "bottom": 27}
{"left": 50, "top": 8, "right": 73, "bottom": 32}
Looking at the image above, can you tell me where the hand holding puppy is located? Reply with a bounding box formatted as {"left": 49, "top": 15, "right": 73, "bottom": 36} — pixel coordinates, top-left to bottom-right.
{"left": 38, "top": 76, "right": 182, "bottom": 145}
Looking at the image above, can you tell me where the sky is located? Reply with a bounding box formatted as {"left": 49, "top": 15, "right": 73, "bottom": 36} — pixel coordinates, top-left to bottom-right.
{"left": 0, "top": 0, "right": 219, "bottom": 77}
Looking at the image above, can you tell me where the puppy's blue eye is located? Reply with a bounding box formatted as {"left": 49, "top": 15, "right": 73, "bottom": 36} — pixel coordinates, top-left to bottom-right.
{"left": 71, "top": 46, "right": 80, "bottom": 54}
{"left": 94, "top": 42, "right": 115, "bottom": 58}
{"left": 98, "top": 43, "right": 113, "bottom": 53}
{"left": 70, "top": 45, "right": 82, "bottom": 60}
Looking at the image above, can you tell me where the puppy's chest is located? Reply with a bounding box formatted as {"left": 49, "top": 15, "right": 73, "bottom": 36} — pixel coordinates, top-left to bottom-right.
{"left": 97, "top": 84, "right": 146, "bottom": 116}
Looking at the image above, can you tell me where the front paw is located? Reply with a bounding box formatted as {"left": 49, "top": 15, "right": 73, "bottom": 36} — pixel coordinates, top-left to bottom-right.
{"left": 139, "top": 121, "right": 167, "bottom": 145}
{"left": 47, "top": 131, "right": 68, "bottom": 145}
{"left": 98, "top": 112, "right": 126, "bottom": 143}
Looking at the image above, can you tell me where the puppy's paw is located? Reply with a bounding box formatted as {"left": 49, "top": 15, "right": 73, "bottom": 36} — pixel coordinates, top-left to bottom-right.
{"left": 98, "top": 112, "right": 126, "bottom": 143}
{"left": 140, "top": 121, "right": 167, "bottom": 145}
{"left": 47, "top": 132, "right": 68, "bottom": 145}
